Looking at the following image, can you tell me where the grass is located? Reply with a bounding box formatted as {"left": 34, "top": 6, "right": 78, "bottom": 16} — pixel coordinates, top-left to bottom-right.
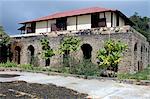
{"left": 117, "top": 65, "right": 150, "bottom": 80}
{"left": 0, "top": 61, "right": 17, "bottom": 68}
{"left": 0, "top": 61, "right": 150, "bottom": 81}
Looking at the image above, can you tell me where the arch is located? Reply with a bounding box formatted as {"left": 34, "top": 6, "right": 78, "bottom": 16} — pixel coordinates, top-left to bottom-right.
{"left": 81, "top": 44, "right": 92, "bottom": 59}
{"left": 14, "top": 46, "right": 21, "bottom": 64}
{"left": 134, "top": 43, "right": 137, "bottom": 51}
{"left": 27, "top": 45, "right": 35, "bottom": 64}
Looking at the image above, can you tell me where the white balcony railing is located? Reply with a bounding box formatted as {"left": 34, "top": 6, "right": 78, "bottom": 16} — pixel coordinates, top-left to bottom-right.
{"left": 10, "top": 25, "right": 146, "bottom": 39}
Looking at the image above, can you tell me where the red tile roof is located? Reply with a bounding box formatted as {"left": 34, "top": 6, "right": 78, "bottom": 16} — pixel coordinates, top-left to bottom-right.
{"left": 20, "top": 7, "right": 115, "bottom": 24}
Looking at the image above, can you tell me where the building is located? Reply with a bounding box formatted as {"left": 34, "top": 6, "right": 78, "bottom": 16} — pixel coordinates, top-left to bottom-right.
{"left": 18, "top": 7, "right": 133, "bottom": 34}
{"left": 10, "top": 7, "right": 150, "bottom": 73}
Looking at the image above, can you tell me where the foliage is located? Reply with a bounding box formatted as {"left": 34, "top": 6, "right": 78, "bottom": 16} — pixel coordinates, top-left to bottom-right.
{"left": 97, "top": 39, "right": 128, "bottom": 71}
{"left": 40, "top": 38, "right": 55, "bottom": 60}
{"left": 59, "top": 36, "right": 81, "bottom": 54}
{"left": 130, "top": 12, "right": 150, "bottom": 42}
{"left": 0, "top": 26, "right": 10, "bottom": 46}
{"left": 59, "top": 36, "right": 81, "bottom": 67}
{"left": 0, "top": 61, "right": 17, "bottom": 68}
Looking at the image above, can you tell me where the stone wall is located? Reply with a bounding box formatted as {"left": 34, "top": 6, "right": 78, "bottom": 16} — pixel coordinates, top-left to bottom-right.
{"left": 10, "top": 26, "right": 150, "bottom": 73}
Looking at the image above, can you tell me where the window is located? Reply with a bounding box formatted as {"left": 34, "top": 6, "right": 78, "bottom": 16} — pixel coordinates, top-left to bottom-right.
{"left": 98, "top": 18, "right": 106, "bottom": 27}
{"left": 116, "top": 14, "right": 119, "bottom": 26}
{"left": 134, "top": 43, "right": 137, "bottom": 51}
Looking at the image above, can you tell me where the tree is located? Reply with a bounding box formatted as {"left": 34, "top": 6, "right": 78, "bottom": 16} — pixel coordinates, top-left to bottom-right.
{"left": 0, "top": 26, "right": 10, "bottom": 63}
{"left": 130, "top": 12, "right": 150, "bottom": 42}
{"left": 59, "top": 36, "right": 81, "bottom": 54}
{"left": 0, "top": 26, "right": 9, "bottom": 46}
{"left": 97, "top": 39, "right": 127, "bottom": 72}
{"left": 59, "top": 36, "right": 81, "bottom": 67}
{"left": 40, "top": 38, "right": 55, "bottom": 66}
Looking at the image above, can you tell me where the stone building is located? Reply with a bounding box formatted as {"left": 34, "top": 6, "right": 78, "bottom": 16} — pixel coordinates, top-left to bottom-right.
{"left": 9, "top": 7, "right": 150, "bottom": 73}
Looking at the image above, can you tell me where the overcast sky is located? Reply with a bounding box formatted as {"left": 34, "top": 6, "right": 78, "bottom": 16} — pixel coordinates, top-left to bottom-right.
{"left": 0, "top": 0, "right": 150, "bottom": 35}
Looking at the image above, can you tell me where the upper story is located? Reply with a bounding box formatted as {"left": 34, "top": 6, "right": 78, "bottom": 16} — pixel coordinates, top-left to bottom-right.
{"left": 18, "top": 7, "right": 134, "bottom": 34}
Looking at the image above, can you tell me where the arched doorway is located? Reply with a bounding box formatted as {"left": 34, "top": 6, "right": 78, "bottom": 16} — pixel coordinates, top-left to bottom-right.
{"left": 27, "top": 45, "right": 35, "bottom": 64}
{"left": 81, "top": 44, "right": 92, "bottom": 59}
{"left": 45, "top": 58, "right": 50, "bottom": 66}
{"left": 14, "top": 46, "right": 21, "bottom": 64}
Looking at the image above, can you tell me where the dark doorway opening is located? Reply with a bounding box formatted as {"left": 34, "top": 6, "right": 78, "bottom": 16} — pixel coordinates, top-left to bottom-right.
{"left": 138, "top": 61, "right": 143, "bottom": 71}
{"left": 91, "top": 13, "right": 106, "bottom": 28}
{"left": 81, "top": 44, "right": 92, "bottom": 59}
{"left": 91, "top": 13, "right": 99, "bottom": 28}
{"left": 27, "top": 45, "right": 35, "bottom": 64}
{"left": 56, "top": 18, "right": 67, "bottom": 31}
{"left": 45, "top": 58, "right": 50, "bottom": 66}
{"left": 26, "top": 22, "right": 36, "bottom": 33}
{"left": 98, "top": 18, "right": 106, "bottom": 27}
{"left": 14, "top": 46, "right": 21, "bottom": 64}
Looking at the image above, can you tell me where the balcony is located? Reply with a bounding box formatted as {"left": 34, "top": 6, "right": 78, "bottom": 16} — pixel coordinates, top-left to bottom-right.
{"left": 14, "top": 25, "right": 145, "bottom": 40}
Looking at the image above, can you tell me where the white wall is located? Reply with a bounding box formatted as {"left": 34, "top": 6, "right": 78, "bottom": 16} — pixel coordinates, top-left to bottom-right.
{"left": 77, "top": 15, "right": 91, "bottom": 30}
{"left": 112, "top": 12, "right": 125, "bottom": 27}
{"left": 119, "top": 17, "right": 125, "bottom": 26}
{"left": 48, "top": 19, "right": 56, "bottom": 32}
{"left": 99, "top": 13, "right": 104, "bottom": 18}
{"left": 105, "top": 12, "right": 111, "bottom": 27}
{"left": 35, "top": 21, "right": 47, "bottom": 33}
{"left": 113, "top": 12, "right": 117, "bottom": 27}
{"left": 67, "top": 16, "right": 76, "bottom": 31}
{"left": 34, "top": 12, "right": 126, "bottom": 33}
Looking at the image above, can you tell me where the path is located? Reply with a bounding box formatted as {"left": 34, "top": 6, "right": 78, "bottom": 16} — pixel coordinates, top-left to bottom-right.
{"left": 0, "top": 71, "right": 150, "bottom": 99}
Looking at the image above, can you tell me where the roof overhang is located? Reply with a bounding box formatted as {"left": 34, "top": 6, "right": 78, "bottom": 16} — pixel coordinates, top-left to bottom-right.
{"left": 19, "top": 7, "right": 134, "bottom": 26}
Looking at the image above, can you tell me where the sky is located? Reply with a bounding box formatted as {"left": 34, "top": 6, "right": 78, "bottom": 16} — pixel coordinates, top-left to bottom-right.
{"left": 0, "top": 0, "right": 150, "bottom": 35}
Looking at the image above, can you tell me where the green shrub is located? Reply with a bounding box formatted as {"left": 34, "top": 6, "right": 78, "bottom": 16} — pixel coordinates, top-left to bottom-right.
{"left": 70, "top": 59, "right": 99, "bottom": 76}
{"left": 0, "top": 61, "right": 17, "bottom": 68}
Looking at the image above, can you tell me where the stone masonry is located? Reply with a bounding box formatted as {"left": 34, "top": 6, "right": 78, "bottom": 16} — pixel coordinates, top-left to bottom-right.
{"left": 10, "top": 26, "right": 150, "bottom": 73}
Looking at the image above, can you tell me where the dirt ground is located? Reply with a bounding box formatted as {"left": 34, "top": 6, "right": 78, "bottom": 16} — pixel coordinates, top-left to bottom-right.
{"left": 0, "top": 81, "right": 87, "bottom": 99}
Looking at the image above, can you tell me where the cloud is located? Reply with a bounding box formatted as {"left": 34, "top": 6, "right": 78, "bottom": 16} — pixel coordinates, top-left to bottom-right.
{"left": 0, "top": 0, "right": 149, "bottom": 35}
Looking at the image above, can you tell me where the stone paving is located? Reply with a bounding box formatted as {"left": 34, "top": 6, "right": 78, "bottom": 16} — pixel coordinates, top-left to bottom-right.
{"left": 0, "top": 71, "right": 150, "bottom": 99}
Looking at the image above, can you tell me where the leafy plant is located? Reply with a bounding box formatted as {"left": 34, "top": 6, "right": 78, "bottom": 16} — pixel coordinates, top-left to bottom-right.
{"left": 0, "top": 26, "right": 10, "bottom": 63}
{"left": 97, "top": 39, "right": 128, "bottom": 72}
{"left": 0, "top": 26, "right": 10, "bottom": 46}
{"left": 59, "top": 36, "right": 81, "bottom": 54}
{"left": 130, "top": 12, "right": 150, "bottom": 42}
{"left": 40, "top": 38, "right": 55, "bottom": 61}
{"left": 59, "top": 36, "right": 81, "bottom": 67}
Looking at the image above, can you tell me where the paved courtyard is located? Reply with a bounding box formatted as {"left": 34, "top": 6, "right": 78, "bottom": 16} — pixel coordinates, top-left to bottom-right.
{"left": 0, "top": 71, "right": 150, "bottom": 99}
